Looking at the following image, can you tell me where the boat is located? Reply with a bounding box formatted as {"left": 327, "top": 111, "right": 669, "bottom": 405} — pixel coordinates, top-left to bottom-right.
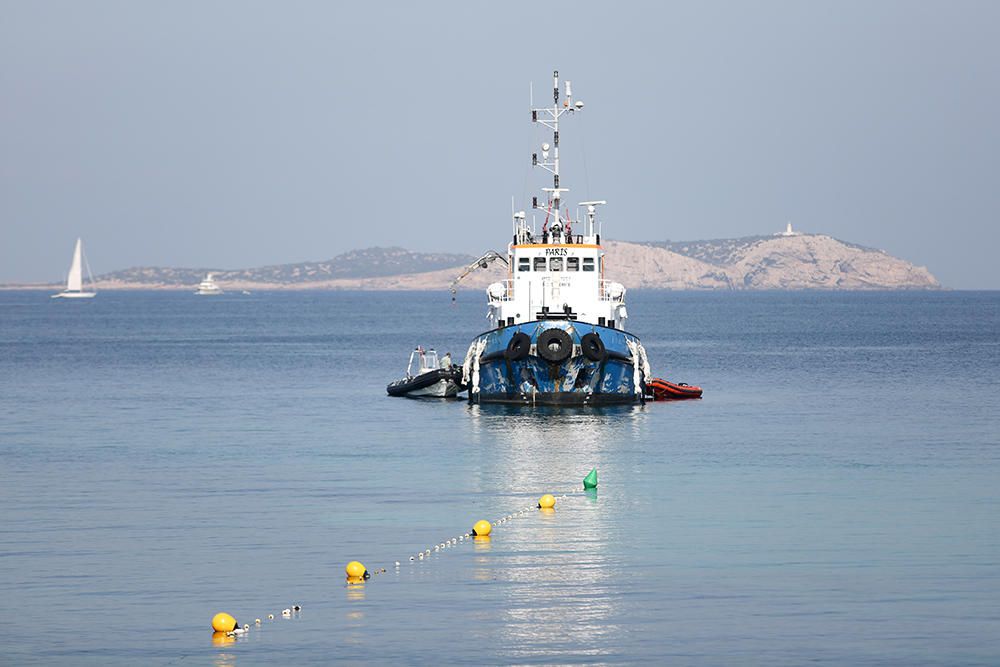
{"left": 387, "top": 348, "right": 464, "bottom": 398}
{"left": 646, "top": 378, "right": 703, "bottom": 400}
{"left": 51, "top": 238, "right": 97, "bottom": 299}
{"left": 195, "top": 273, "right": 223, "bottom": 295}
{"left": 458, "top": 70, "right": 655, "bottom": 405}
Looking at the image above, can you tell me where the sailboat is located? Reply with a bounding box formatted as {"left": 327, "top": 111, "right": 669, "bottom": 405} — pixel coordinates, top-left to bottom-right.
{"left": 51, "top": 238, "right": 97, "bottom": 299}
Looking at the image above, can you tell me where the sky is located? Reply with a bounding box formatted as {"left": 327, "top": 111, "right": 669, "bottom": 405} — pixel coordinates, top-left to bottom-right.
{"left": 1, "top": 1, "right": 998, "bottom": 288}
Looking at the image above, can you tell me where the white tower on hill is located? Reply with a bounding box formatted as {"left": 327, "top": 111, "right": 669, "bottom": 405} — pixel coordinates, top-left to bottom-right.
{"left": 779, "top": 222, "right": 800, "bottom": 237}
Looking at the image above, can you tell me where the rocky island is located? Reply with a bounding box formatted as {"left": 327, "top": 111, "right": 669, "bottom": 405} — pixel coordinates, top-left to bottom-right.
{"left": 15, "top": 232, "right": 940, "bottom": 292}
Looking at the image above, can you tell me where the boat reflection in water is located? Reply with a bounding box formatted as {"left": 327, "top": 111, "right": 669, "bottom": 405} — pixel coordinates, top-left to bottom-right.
{"left": 461, "top": 404, "right": 648, "bottom": 661}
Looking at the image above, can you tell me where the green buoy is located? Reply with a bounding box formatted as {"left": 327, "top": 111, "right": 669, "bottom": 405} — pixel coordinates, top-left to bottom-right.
{"left": 583, "top": 468, "right": 598, "bottom": 490}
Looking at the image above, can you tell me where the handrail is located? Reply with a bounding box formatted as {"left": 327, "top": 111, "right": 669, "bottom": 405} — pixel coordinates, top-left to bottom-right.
{"left": 599, "top": 280, "right": 626, "bottom": 302}
{"left": 487, "top": 279, "right": 514, "bottom": 303}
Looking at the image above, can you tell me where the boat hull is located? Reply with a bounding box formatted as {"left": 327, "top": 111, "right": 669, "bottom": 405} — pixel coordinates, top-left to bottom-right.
{"left": 466, "top": 322, "right": 646, "bottom": 406}
{"left": 51, "top": 291, "right": 96, "bottom": 299}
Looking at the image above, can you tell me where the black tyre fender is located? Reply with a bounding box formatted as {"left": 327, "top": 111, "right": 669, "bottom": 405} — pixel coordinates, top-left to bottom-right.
{"left": 580, "top": 332, "right": 607, "bottom": 362}
{"left": 536, "top": 328, "right": 573, "bottom": 363}
{"left": 505, "top": 332, "right": 531, "bottom": 361}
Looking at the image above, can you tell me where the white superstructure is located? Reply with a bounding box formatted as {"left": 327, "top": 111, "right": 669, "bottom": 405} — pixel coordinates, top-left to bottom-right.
{"left": 484, "top": 71, "right": 627, "bottom": 330}
{"left": 195, "top": 273, "right": 223, "bottom": 295}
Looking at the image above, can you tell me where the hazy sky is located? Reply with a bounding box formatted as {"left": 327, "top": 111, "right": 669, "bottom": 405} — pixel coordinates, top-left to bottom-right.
{"left": 2, "top": 1, "right": 998, "bottom": 287}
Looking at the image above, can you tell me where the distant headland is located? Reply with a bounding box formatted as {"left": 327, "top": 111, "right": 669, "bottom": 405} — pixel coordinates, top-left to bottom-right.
{"left": 7, "top": 231, "right": 940, "bottom": 291}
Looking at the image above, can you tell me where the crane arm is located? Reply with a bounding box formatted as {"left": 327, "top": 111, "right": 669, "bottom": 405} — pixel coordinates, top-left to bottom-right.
{"left": 450, "top": 250, "right": 509, "bottom": 301}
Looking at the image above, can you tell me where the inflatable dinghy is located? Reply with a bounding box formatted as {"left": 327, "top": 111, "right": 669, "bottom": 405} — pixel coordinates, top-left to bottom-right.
{"left": 647, "top": 378, "right": 703, "bottom": 400}
{"left": 387, "top": 367, "right": 464, "bottom": 398}
{"left": 387, "top": 347, "right": 464, "bottom": 398}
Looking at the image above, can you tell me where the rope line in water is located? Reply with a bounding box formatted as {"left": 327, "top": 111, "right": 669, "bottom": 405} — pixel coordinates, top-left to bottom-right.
{"left": 377, "top": 492, "right": 574, "bottom": 570}
{"left": 211, "top": 468, "right": 598, "bottom": 642}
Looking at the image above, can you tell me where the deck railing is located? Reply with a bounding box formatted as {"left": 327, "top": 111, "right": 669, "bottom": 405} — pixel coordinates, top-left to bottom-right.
{"left": 599, "top": 280, "right": 626, "bottom": 302}
{"left": 487, "top": 279, "right": 514, "bottom": 303}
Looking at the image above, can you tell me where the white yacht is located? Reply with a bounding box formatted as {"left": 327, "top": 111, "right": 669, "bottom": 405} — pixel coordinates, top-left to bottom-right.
{"left": 52, "top": 238, "right": 97, "bottom": 299}
{"left": 195, "top": 273, "right": 223, "bottom": 295}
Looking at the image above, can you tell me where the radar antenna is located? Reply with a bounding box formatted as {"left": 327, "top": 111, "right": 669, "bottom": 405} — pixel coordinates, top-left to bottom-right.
{"left": 578, "top": 200, "right": 607, "bottom": 238}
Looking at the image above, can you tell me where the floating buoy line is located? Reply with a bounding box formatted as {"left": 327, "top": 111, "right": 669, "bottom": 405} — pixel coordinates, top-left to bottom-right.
{"left": 211, "top": 468, "right": 598, "bottom": 640}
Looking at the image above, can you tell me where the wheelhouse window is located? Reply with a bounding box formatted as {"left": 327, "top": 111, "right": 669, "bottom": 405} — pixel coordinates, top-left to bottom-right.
{"left": 533, "top": 257, "right": 546, "bottom": 271}
{"left": 582, "top": 257, "right": 595, "bottom": 272}
{"left": 518, "top": 258, "right": 530, "bottom": 272}
{"left": 567, "top": 257, "right": 580, "bottom": 271}
{"left": 550, "top": 257, "right": 563, "bottom": 271}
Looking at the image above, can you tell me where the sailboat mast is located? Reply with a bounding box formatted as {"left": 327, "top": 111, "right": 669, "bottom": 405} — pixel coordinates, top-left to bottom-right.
{"left": 82, "top": 243, "right": 96, "bottom": 293}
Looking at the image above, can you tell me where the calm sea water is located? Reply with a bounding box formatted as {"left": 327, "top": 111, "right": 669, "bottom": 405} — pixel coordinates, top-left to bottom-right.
{"left": 1, "top": 290, "right": 998, "bottom": 665}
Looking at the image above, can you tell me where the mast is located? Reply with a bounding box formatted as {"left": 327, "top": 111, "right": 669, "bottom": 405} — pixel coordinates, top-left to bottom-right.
{"left": 531, "top": 70, "right": 583, "bottom": 233}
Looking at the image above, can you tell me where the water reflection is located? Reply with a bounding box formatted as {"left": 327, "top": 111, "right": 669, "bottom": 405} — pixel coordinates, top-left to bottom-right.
{"left": 211, "top": 631, "right": 235, "bottom": 648}
{"left": 491, "top": 507, "right": 623, "bottom": 660}
{"left": 463, "top": 405, "right": 633, "bottom": 661}
{"left": 211, "top": 632, "right": 237, "bottom": 667}
{"left": 466, "top": 404, "right": 649, "bottom": 493}
{"left": 343, "top": 581, "right": 367, "bottom": 646}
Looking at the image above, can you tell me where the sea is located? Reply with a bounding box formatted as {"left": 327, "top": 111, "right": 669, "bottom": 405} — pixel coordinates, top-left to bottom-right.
{"left": 0, "top": 289, "right": 998, "bottom": 666}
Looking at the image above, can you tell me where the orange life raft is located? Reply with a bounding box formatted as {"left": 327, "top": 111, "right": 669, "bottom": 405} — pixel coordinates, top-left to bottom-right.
{"left": 647, "top": 378, "right": 703, "bottom": 400}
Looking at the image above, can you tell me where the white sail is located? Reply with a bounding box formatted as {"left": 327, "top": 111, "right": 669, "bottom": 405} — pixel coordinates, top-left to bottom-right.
{"left": 52, "top": 237, "right": 96, "bottom": 298}
{"left": 66, "top": 238, "right": 83, "bottom": 292}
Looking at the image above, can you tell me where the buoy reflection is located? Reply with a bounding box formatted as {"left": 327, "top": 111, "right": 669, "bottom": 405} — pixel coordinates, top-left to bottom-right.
{"left": 211, "top": 631, "right": 235, "bottom": 647}
{"left": 346, "top": 579, "right": 367, "bottom": 602}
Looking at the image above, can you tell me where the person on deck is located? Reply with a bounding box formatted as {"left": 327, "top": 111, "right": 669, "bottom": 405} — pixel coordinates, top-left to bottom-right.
{"left": 441, "top": 352, "right": 452, "bottom": 369}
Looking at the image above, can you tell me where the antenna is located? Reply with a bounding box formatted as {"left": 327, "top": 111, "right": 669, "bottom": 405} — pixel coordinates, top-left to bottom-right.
{"left": 579, "top": 201, "right": 607, "bottom": 238}
{"left": 530, "top": 69, "right": 583, "bottom": 225}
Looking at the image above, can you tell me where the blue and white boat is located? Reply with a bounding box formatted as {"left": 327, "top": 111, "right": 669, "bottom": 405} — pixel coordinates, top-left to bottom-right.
{"left": 460, "top": 70, "right": 651, "bottom": 406}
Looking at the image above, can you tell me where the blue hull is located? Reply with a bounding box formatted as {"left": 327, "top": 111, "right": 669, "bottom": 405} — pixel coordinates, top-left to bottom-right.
{"left": 468, "top": 322, "right": 644, "bottom": 405}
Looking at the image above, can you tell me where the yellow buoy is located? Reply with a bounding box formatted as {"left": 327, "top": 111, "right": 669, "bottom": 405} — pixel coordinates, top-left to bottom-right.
{"left": 538, "top": 494, "right": 556, "bottom": 509}
{"left": 211, "top": 612, "right": 237, "bottom": 633}
{"left": 345, "top": 560, "right": 369, "bottom": 579}
{"left": 472, "top": 519, "right": 492, "bottom": 536}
